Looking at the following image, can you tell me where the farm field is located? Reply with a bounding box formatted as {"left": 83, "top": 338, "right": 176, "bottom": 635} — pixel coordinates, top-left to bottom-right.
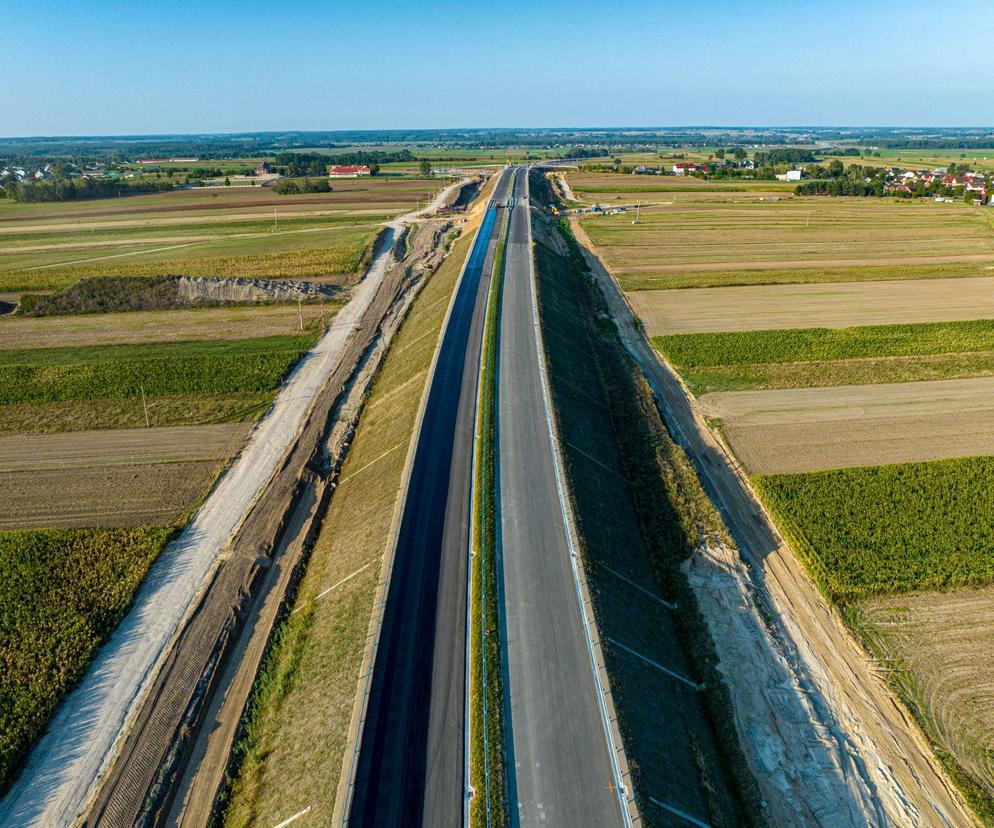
{"left": 859, "top": 586, "right": 994, "bottom": 799}
{"left": 654, "top": 318, "right": 994, "bottom": 393}
{"left": 0, "top": 526, "right": 173, "bottom": 793}
{"left": 221, "top": 233, "right": 474, "bottom": 827}
{"left": 700, "top": 377, "right": 994, "bottom": 473}
{"left": 632, "top": 276, "right": 994, "bottom": 335}
{"left": 0, "top": 178, "right": 444, "bottom": 292}
{"left": 569, "top": 181, "right": 994, "bottom": 290}
{"left": 0, "top": 303, "right": 334, "bottom": 350}
{"left": 0, "top": 423, "right": 249, "bottom": 528}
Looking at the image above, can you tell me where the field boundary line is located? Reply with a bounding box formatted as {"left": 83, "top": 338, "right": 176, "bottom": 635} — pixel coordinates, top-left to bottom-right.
{"left": 525, "top": 169, "right": 640, "bottom": 827}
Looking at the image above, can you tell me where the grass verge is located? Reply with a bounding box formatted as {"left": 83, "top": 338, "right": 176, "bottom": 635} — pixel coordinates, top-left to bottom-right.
{"left": 0, "top": 526, "right": 174, "bottom": 795}
{"left": 220, "top": 234, "right": 473, "bottom": 828}
{"left": 469, "top": 212, "right": 507, "bottom": 827}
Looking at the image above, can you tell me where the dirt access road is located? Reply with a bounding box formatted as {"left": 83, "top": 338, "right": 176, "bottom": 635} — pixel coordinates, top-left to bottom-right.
{"left": 571, "top": 218, "right": 977, "bottom": 827}
{"left": 0, "top": 179, "right": 470, "bottom": 828}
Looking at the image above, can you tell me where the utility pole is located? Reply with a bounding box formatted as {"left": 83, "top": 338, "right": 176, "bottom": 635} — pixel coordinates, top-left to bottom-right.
{"left": 274, "top": 207, "right": 278, "bottom": 231}
{"left": 634, "top": 201, "right": 641, "bottom": 224}
{"left": 140, "top": 384, "right": 150, "bottom": 428}
{"left": 297, "top": 295, "right": 304, "bottom": 331}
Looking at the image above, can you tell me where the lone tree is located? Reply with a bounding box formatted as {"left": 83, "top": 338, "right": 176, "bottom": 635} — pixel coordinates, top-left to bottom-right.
{"left": 419, "top": 159, "right": 433, "bottom": 178}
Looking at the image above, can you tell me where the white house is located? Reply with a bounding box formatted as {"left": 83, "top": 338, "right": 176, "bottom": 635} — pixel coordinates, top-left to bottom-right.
{"left": 775, "top": 169, "right": 803, "bottom": 182}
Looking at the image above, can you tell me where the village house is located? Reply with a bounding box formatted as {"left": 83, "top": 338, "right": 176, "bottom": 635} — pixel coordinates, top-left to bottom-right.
{"left": 328, "top": 164, "right": 371, "bottom": 178}
{"left": 672, "top": 162, "right": 697, "bottom": 175}
{"left": 255, "top": 161, "right": 272, "bottom": 176}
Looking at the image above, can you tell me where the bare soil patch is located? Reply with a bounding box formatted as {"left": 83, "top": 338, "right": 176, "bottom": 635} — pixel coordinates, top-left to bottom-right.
{"left": 0, "top": 423, "right": 248, "bottom": 528}
{"left": 701, "top": 377, "right": 994, "bottom": 473}
{"left": 630, "top": 275, "right": 994, "bottom": 335}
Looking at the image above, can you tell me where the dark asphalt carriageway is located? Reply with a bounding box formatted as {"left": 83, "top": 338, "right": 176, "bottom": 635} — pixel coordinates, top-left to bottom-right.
{"left": 347, "top": 169, "right": 512, "bottom": 827}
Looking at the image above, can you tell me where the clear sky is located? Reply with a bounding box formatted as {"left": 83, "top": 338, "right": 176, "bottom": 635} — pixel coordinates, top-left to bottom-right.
{"left": 4, "top": 0, "right": 994, "bottom": 136}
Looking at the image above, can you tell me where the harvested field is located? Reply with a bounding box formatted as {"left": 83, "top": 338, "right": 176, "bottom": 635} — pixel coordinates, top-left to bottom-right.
{"left": 631, "top": 275, "right": 994, "bottom": 335}
{"left": 567, "top": 171, "right": 798, "bottom": 195}
{"left": 859, "top": 586, "right": 994, "bottom": 805}
{"left": 700, "top": 377, "right": 994, "bottom": 473}
{"left": 222, "top": 234, "right": 474, "bottom": 827}
{"left": 582, "top": 194, "right": 994, "bottom": 277}
{"left": 0, "top": 423, "right": 248, "bottom": 528}
{"left": 0, "top": 178, "right": 444, "bottom": 292}
{"left": 0, "top": 304, "right": 336, "bottom": 350}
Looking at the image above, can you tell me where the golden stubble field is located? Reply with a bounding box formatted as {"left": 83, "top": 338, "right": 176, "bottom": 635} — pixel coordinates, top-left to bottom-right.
{"left": 700, "top": 377, "right": 994, "bottom": 473}
{"left": 630, "top": 275, "right": 994, "bottom": 335}
{"left": 578, "top": 188, "right": 994, "bottom": 279}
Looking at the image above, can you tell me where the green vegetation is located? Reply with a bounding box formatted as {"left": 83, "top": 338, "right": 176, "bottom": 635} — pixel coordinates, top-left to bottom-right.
{"left": 0, "top": 393, "right": 273, "bottom": 434}
{"left": 656, "top": 319, "right": 994, "bottom": 368}
{"left": 535, "top": 210, "right": 761, "bottom": 825}
{"left": 653, "top": 320, "right": 994, "bottom": 393}
{"left": 469, "top": 214, "right": 506, "bottom": 827}
{"left": 756, "top": 457, "right": 994, "bottom": 604}
{"left": 18, "top": 275, "right": 221, "bottom": 316}
{"left": 0, "top": 526, "right": 173, "bottom": 794}
{"left": 0, "top": 177, "right": 175, "bottom": 202}
{"left": 618, "top": 261, "right": 993, "bottom": 291}
{"left": 0, "top": 334, "right": 317, "bottom": 405}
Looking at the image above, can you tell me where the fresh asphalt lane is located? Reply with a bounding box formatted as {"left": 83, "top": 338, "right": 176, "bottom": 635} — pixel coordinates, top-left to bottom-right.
{"left": 348, "top": 169, "right": 512, "bottom": 827}
{"left": 498, "top": 170, "right": 624, "bottom": 825}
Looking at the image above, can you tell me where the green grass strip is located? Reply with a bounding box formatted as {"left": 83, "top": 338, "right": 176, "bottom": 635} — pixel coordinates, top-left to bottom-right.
{"left": 469, "top": 209, "right": 509, "bottom": 828}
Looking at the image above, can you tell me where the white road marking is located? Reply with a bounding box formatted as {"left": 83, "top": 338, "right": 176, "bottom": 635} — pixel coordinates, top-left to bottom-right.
{"left": 294, "top": 562, "right": 375, "bottom": 613}
{"left": 272, "top": 804, "right": 313, "bottom": 828}
{"left": 607, "top": 638, "right": 703, "bottom": 691}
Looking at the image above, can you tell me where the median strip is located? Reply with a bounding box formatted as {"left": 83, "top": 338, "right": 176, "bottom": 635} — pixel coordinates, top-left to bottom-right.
{"left": 468, "top": 205, "right": 510, "bottom": 827}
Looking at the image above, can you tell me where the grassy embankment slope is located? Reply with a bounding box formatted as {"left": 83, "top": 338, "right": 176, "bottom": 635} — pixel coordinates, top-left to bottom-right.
{"left": 221, "top": 233, "right": 474, "bottom": 827}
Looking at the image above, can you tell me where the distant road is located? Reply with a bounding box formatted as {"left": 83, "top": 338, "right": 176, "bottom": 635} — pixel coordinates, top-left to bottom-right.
{"left": 346, "top": 168, "right": 513, "bottom": 826}
{"left": 498, "top": 168, "right": 625, "bottom": 825}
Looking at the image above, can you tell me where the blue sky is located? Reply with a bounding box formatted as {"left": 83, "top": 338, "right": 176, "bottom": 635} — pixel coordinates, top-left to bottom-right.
{"left": 3, "top": 0, "right": 994, "bottom": 136}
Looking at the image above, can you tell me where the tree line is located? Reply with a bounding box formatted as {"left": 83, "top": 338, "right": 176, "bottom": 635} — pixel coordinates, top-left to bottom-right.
{"left": 0, "top": 177, "right": 175, "bottom": 202}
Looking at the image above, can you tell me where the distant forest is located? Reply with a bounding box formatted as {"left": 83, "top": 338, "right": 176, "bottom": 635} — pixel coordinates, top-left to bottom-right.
{"left": 4, "top": 127, "right": 994, "bottom": 166}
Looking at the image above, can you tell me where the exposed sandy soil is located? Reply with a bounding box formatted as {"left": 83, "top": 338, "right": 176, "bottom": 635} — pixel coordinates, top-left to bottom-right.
{"left": 0, "top": 304, "right": 335, "bottom": 350}
{"left": 0, "top": 424, "right": 249, "bottom": 528}
{"left": 699, "top": 377, "right": 994, "bottom": 473}
{"left": 629, "top": 275, "right": 994, "bottom": 335}
{"left": 861, "top": 586, "right": 994, "bottom": 796}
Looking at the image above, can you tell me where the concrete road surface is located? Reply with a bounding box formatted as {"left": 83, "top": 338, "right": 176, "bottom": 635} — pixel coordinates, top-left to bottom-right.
{"left": 346, "top": 169, "right": 513, "bottom": 826}
{"left": 498, "top": 169, "right": 624, "bottom": 826}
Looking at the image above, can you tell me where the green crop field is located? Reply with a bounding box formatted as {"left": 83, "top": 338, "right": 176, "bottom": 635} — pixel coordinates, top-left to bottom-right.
{"left": 0, "top": 526, "right": 173, "bottom": 794}
{"left": 756, "top": 457, "right": 994, "bottom": 603}
{"left": 0, "top": 334, "right": 317, "bottom": 406}
{"left": 654, "top": 320, "right": 994, "bottom": 394}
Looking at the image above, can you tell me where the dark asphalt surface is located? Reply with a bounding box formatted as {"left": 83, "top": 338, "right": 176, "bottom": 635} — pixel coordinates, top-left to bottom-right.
{"left": 348, "top": 169, "right": 513, "bottom": 827}
{"left": 498, "top": 169, "right": 623, "bottom": 826}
